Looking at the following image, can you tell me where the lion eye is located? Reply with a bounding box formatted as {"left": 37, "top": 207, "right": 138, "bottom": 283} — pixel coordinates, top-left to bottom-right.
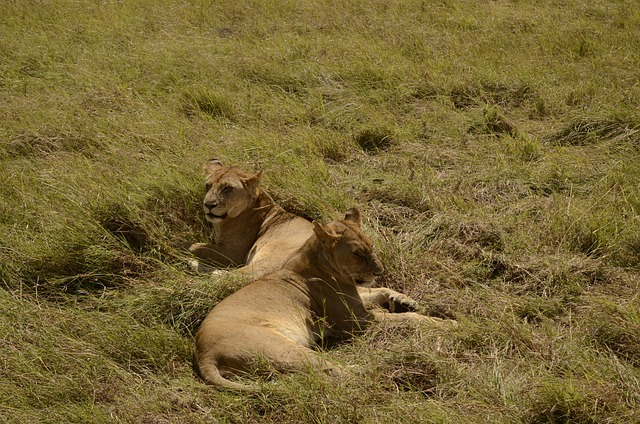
{"left": 354, "top": 251, "right": 366, "bottom": 260}
{"left": 221, "top": 186, "right": 233, "bottom": 194}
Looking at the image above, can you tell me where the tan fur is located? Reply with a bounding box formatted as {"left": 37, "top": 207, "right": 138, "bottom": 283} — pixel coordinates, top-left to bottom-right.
{"left": 189, "top": 160, "right": 421, "bottom": 312}
{"left": 194, "top": 209, "right": 444, "bottom": 391}
{"left": 188, "top": 159, "right": 313, "bottom": 278}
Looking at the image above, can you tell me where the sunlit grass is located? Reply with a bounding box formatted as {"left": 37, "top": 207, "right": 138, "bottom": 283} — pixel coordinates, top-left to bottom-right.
{"left": 1, "top": 0, "right": 640, "bottom": 422}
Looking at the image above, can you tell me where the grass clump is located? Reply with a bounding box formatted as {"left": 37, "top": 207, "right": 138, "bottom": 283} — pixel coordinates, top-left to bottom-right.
{"left": 182, "top": 86, "right": 236, "bottom": 120}
{"left": 546, "top": 116, "right": 640, "bottom": 146}
{"left": 525, "top": 377, "right": 625, "bottom": 424}
{"left": 468, "top": 107, "right": 518, "bottom": 137}
{"left": 586, "top": 299, "right": 640, "bottom": 367}
{"left": 355, "top": 127, "right": 395, "bottom": 153}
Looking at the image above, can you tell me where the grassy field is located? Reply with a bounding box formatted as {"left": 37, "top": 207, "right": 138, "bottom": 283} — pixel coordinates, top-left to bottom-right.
{"left": 2, "top": 0, "right": 640, "bottom": 422}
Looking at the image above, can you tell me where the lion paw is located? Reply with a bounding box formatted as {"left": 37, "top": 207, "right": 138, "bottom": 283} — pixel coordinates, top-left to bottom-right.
{"left": 189, "top": 259, "right": 217, "bottom": 274}
{"left": 387, "top": 293, "right": 419, "bottom": 313}
{"left": 188, "top": 242, "right": 209, "bottom": 254}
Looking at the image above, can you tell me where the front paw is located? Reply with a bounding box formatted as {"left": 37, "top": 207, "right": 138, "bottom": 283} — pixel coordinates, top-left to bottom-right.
{"left": 189, "top": 242, "right": 210, "bottom": 257}
{"left": 387, "top": 293, "right": 419, "bottom": 313}
{"left": 189, "top": 259, "right": 217, "bottom": 274}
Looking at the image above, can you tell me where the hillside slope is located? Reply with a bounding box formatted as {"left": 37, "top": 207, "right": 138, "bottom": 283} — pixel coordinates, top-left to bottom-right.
{"left": 1, "top": 1, "right": 640, "bottom": 422}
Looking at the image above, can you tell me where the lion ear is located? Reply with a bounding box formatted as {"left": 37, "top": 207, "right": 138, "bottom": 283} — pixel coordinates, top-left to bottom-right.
{"left": 313, "top": 221, "right": 337, "bottom": 245}
{"left": 344, "top": 208, "right": 362, "bottom": 227}
{"left": 243, "top": 170, "right": 262, "bottom": 191}
{"left": 204, "top": 159, "right": 223, "bottom": 175}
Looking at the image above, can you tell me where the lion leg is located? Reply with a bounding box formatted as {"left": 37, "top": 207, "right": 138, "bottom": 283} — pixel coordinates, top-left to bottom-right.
{"left": 357, "top": 287, "right": 419, "bottom": 313}
{"left": 253, "top": 336, "right": 338, "bottom": 376}
{"left": 189, "top": 242, "right": 240, "bottom": 268}
{"left": 200, "top": 326, "right": 338, "bottom": 388}
{"left": 371, "top": 310, "right": 458, "bottom": 326}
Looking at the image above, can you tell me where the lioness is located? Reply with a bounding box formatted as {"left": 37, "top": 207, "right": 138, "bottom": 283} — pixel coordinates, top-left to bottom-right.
{"left": 194, "top": 208, "right": 444, "bottom": 391}
{"left": 189, "top": 159, "right": 420, "bottom": 313}
{"left": 189, "top": 159, "right": 312, "bottom": 279}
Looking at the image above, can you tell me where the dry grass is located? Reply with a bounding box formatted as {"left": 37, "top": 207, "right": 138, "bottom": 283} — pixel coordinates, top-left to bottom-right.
{"left": 2, "top": 0, "right": 640, "bottom": 422}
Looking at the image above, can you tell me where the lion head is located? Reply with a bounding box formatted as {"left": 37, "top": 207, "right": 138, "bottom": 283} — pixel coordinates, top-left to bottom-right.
{"left": 313, "top": 208, "right": 383, "bottom": 287}
{"left": 201, "top": 159, "right": 262, "bottom": 223}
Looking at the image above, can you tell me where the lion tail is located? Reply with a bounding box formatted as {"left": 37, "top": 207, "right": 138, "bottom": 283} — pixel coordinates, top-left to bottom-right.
{"left": 193, "top": 353, "right": 259, "bottom": 392}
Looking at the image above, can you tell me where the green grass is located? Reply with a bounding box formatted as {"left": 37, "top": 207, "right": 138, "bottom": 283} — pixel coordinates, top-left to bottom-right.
{"left": 2, "top": 0, "right": 640, "bottom": 422}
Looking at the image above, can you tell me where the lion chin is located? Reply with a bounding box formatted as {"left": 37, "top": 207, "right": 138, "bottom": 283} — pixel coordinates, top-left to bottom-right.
{"left": 355, "top": 277, "right": 376, "bottom": 288}
{"left": 205, "top": 212, "right": 228, "bottom": 223}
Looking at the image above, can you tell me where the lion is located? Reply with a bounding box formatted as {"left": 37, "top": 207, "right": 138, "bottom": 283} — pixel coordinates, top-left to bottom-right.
{"left": 188, "top": 159, "right": 313, "bottom": 279}
{"left": 194, "top": 208, "right": 449, "bottom": 391}
{"left": 188, "top": 159, "right": 421, "bottom": 313}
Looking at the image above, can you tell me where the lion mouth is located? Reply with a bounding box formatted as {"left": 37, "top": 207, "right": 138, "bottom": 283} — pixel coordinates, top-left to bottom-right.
{"left": 355, "top": 277, "right": 376, "bottom": 288}
{"left": 206, "top": 212, "right": 228, "bottom": 221}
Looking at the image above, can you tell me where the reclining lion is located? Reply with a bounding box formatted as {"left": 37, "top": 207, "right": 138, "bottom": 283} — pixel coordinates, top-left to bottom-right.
{"left": 189, "top": 159, "right": 420, "bottom": 313}
{"left": 194, "top": 208, "right": 445, "bottom": 391}
{"left": 189, "top": 159, "right": 312, "bottom": 279}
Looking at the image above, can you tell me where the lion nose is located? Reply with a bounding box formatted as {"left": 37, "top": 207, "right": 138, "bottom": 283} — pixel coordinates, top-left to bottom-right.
{"left": 373, "top": 263, "right": 384, "bottom": 276}
{"left": 204, "top": 200, "right": 219, "bottom": 210}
